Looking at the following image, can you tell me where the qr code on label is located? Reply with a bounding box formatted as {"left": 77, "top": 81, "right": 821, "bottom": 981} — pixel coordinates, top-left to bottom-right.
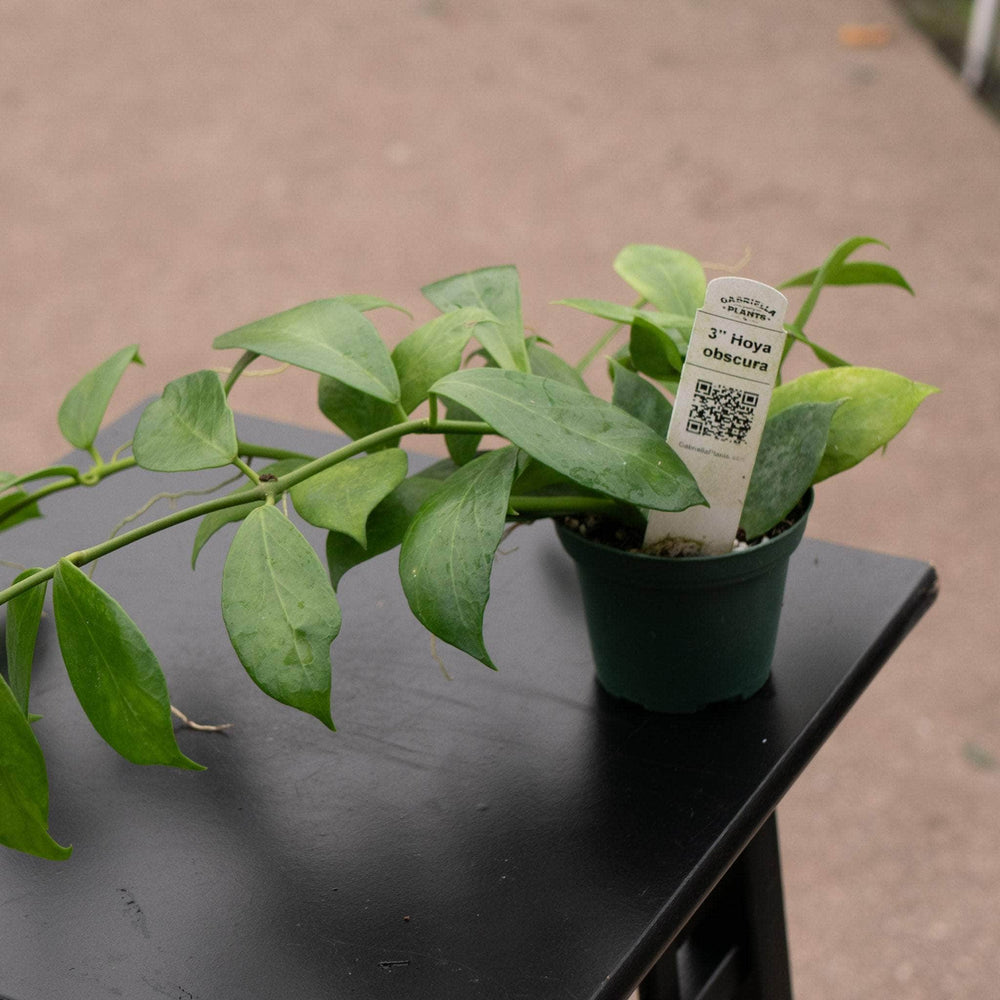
{"left": 686, "top": 379, "right": 759, "bottom": 445}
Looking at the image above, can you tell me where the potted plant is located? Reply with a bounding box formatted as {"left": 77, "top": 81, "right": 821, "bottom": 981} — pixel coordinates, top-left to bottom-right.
{"left": 1, "top": 236, "right": 935, "bottom": 860}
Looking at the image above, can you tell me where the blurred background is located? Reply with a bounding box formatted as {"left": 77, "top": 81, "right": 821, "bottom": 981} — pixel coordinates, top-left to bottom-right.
{"left": 2, "top": 1, "right": 998, "bottom": 996}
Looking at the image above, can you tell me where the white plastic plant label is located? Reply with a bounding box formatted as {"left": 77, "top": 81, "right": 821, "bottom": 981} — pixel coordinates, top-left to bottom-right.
{"left": 644, "top": 277, "right": 788, "bottom": 555}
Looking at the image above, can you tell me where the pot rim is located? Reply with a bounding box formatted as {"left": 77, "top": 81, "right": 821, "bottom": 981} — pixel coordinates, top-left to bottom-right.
{"left": 554, "top": 488, "right": 814, "bottom": 588}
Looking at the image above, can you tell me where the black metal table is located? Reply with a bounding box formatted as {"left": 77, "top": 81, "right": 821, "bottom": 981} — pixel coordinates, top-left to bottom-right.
{"left": 0, "top": 415, "right": 937, "bottom": 1000}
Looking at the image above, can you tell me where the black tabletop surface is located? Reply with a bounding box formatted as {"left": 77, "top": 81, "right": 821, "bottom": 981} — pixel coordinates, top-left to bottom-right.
{"left": 0, "top": 415, "right": 937, "bottom": 1000}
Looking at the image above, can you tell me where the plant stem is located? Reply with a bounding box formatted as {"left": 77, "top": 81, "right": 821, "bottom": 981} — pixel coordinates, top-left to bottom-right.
{"left": 231, "top": 456, "right": 260, "bottom": 484}
{"left": 78, "top": 455, "right": 136, "bottom": 485}
{"left": 275, "top": 418, "right": 491, "bottom": 493}
{"left": 238, "top": 442, "right": 316, "bottom": 462}
{"left": 0, "top": 457, "right": 138, "bottom": 530}
{"left": 0, "top": 442, "right": 316, "bottom": 531}
{"left": 0, "top": 417, "right": 493, "bottom": 607}
{"left": 413, "top": 419, "right": 490, "bottom": 437}
{"left": 0, "top": 484, "right": 265, "bottom": 605}
{"left": 4, "top": 466, "right": 85, "bottom": 489}
{"left": 223, "top": 350, "right": 261, "bottom": 395}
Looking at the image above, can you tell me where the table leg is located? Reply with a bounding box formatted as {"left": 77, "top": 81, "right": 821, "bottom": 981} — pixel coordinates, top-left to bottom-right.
{"left": 637, "top": 938, "right": 682, "bottom": 1000}
{"left": 735, "top": 812, "right": 793, "bottom": 999}
{"left": 638, "top": 812, "right": 793, "bottom": 1000}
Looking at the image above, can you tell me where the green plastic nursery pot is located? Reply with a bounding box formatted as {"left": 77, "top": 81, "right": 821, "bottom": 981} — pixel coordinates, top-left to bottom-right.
{"left": 555, "top": 490, "right": 813, "bottom": 713}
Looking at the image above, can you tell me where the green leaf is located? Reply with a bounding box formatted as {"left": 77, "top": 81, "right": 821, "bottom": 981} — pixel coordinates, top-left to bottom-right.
{"left": 411, "top": 457, "right": 464, "bottom": 481}
{"left": 557, "top": 299, "right": 691, "bottom": 378}
{"left": 317, "top": 374, "right": 403, "bottom": 443}
{"left": 509, "top": 458, "right": 573, "bottom": 495}
{"left": 0, "top": 488, "right": 41, "bottom": 533}
{"left": 133, "top": 370, "right": 238, "bottom": 472}
{"left": 4, "top": 570, "right": 47, "bottom": 716}
{"left": 629, "top": 314, "right": 686, "bottom": 377}
{"left": 399, "top": 446, "right": 519, "bottom": 668}
{"left": 222, "top": 506, "right": 340, "bottom": 729}
{"left": 214, "top": 299, "right": 401, "bottom": 403}
{"left": 780, "top": 263, "right": 891, "bottom": 369}
{"left": 443, "top": 397, "right": 484, "bottom": 466}
{"left": 741, "top": 401, "right": 841, "bottom": 538}
{"left": 325, "top": 473, "right": 445, "bottom": 588}
{"left": 508, "top": 459, "right": 605, "bottom": 514}
{"left": 607, "top": 345, "right": 685, "bottom": 396}
{"left": 608, "top": 343, "right": 634, "bottom": 369}
{"left": 57, "top": 345, "right": 143, "bottom": 451}
{"left": 770, "top": 367, "right": 938, "bottom": 482}
{"left": 190, "top": 458, "right": 307, "bottom": 568}
{"left": 422, "top": 266, "right": 530, "bottom": 373}
{"left": 613, "top": 245, "right": 706, "bottom": 317}
{"left": 2, "top": 466, "right": 83, "bottom": 490}
{"left": 52, "top": 560, "right": 202, "bottom": 769}
{"left": 0, "top": 676, "right": 72, "bottom": 860}
{"left": 526, "top": 341, "right": 589, "bottom": 391}
{"left": 780, "top": 260, "right": 913, "bottom": 295}
{"left": 783, "top": 325, "right": 850, "bottom": 369}
{"left": 432, "top": 368, "right": 704, "bottom": 512}
{"left": 557, "top": 297, "right": 638, "bottom": 325}
{"left": 393, "top": 308, "right": 496, "bottom": 413}
{"left": 334, "top": 293, "right": 412, "bottom": 316}
{"left": 610, "top": 361, "right": 673, "bottom": 438}
{"left": 291, "top": 449, "right": 408, "bottom": 546}
{"left": 557, "top": 298, "right": 693, "bottom": 335}
{"left": 193, "top": 499, "right": 263, "bottom": 568}
{"left": 785, "top": 236, "right": 886, "bottom": 333}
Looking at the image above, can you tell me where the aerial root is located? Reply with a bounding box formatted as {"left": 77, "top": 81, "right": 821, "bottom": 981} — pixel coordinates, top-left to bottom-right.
{"left": 171, "top": 705, "right": 234, "bottom": 733}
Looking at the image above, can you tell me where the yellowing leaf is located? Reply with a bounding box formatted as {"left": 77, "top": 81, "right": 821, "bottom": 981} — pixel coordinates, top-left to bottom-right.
{"left": 770, "top": 367, "right": 937, "bottom": 481}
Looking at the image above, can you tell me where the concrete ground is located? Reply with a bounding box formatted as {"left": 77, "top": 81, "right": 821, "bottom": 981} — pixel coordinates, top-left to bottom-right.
{"left": 2, "top": 1, "right": 997, "bottom": 996}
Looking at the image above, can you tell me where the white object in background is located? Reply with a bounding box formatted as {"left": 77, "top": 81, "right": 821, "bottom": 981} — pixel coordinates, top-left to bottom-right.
{"left": 962, "top": 0, "right": 1000, "bottom": 92}
{"left": 644, "top": 277, "right": 788, "bottom": 555}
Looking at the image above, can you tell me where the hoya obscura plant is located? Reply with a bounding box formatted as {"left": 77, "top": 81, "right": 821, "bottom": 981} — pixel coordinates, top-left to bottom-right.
{"left": 0, "top": 236, "right": 936, "bottom": 859}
